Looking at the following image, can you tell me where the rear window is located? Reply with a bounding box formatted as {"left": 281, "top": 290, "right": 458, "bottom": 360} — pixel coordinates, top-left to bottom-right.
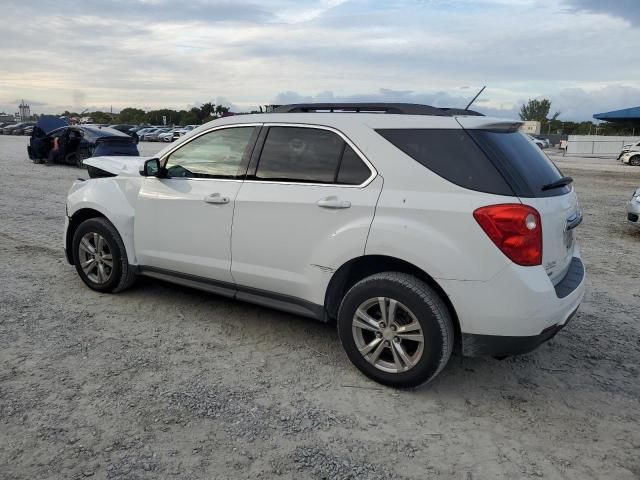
{"left": 255, "top": 126, "right": 371, "bottom": 185}
{"left": 376, "top": 129, "right": 513, "bottom": 196}
{"left": 467, "top": 130, "right": 569, "bottom": 197}
{"left": 377, "top": 129, "right": 568, "bottom": 197}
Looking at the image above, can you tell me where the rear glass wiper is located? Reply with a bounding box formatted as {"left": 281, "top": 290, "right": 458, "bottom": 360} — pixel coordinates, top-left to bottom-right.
{"left": 541, "top": 176, "right": 573, "bottom": 191}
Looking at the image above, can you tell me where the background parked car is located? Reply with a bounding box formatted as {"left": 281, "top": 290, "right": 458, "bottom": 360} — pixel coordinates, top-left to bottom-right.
{"left": 12, "top": 122, "right": 36, "bottom": 135}
{"left": 22, "top": 125, "right": 34, "bottom": 136}
{"left": 158, "top": 127, "right": 183, "bottom": 142}
{"left": 139, "top": 127, "right": 163, "bottom": 141}
{"left": 534, "top": 136, "right": 551, "bottom": 148}
{"left": 109, "top": 124, "right": 140, "bottom": 143}
{"left": 619, "top": 141, "right": 640, "bottom": 159}
{"left": 145, "top": 127, "right": 172, "bottom": 142}
{"left": 3, "top": 122, "right": 35, "bottom": 135}
{"left": 133, "top": 127, "right": 154, "bottom": 139}
{"left": 627, "top": 187, "right": 640, "bottom": 225}
{"left": 620, "top": 150, "right": 640, "bottom": 166}
{"left": 527, "top": 134, "right": 545, "bottom": 149}
{"left": 28, "top": 116, "right": 139, "bottom": 167}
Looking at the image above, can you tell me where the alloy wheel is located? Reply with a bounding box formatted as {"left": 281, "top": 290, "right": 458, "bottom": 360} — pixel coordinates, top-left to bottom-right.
{"left": 78, "top": 232, "right": 114, "bottom": 284}
{"left": 351, "top": 297, "right": 425, "bottom": 373}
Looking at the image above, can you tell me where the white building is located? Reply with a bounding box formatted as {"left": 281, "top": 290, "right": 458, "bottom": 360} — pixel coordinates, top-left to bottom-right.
{"left": 519, "top": 120, "right": 541, "bottom": 135}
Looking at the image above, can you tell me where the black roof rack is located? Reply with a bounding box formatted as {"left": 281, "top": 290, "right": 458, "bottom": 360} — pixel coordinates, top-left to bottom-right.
{"left": 272, "top": 103, "right": 484, "bottom": 117}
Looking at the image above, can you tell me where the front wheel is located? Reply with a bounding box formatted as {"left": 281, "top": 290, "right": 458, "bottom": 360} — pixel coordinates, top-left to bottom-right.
{"left": 72, "top": 217, "right": 136, "bottom": 293}
{"left": 337, "top": 272, "right": 454, "bottom": 388}
{"left": 629, "top": 155, "right": 640, "bottom": 166}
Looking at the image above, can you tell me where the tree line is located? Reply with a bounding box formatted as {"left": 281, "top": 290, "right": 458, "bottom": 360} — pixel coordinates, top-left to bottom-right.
{"left": 60, "top": 102, "right": 232, "bottom": 126}
{"left": 519, "top": 98, "right": 637, "bottom": 136}
{"left": 60, "top": 99, "right": 636, "bottom": 135}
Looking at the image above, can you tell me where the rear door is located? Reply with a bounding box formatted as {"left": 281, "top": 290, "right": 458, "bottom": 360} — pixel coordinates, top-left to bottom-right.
{"left": 459, "top": 121, "right": 581, "bottom": 283}
{"left": 231, "top": 124, "right": 381, "bottom": 304}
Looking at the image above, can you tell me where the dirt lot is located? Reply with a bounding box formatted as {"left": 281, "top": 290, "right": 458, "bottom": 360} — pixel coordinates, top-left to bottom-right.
{"left": 1, "top": 136, "right": 639, "bottom": 479}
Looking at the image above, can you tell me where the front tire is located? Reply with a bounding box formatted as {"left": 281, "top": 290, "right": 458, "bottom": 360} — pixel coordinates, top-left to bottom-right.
{"left": 629, "top": 155, "right": 640, "bottom": 166}
{"left": 72, "top": 218, "right": 136, "bottom": 293}
{"left": 337, "top": 272, "right": 454, "bottom": 388}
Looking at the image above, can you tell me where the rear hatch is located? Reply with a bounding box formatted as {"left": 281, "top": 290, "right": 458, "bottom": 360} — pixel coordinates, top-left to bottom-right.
{"left": 457, "top": 117, "right": 580, "bottom": 284}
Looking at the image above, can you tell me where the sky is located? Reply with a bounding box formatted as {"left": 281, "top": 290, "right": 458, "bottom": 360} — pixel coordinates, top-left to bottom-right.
{"left": 1, "top": 0, "right": 638, "bottom": 121}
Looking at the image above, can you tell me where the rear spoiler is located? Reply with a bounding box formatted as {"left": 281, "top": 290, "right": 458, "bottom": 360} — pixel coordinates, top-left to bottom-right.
{"left": 456, "top": 117, "right": 522, "bottom": 132}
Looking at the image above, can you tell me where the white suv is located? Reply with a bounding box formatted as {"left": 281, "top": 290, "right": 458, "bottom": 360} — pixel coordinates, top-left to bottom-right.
{"left": 64, "top": 103, "right": 585, "bottom": 387}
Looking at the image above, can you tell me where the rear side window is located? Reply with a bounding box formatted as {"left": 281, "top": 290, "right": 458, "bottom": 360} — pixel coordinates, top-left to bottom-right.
{"left": 337, "top": 145, "right": 371, "bottom": 185}
{"left": 255, "top": 126, "right": 371, "bottom": 185}
{"left": 376, "top": 129, "right": 513, "bottom": 196}
{"left": 467, "top": 131, "right": 569, "bottom": 197}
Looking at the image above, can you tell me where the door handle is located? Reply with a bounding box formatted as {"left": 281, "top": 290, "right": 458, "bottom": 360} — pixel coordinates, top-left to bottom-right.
{"left": 317, "top": 196, "right": 351, "bottom": 209}
{"left": 204, "top": 193, "right": 230, "bottom": 205}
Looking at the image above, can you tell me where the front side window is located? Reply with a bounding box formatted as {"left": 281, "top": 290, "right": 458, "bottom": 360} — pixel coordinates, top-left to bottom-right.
{"left": 164, "top": 126, "right": 256, "bottom": 179}
{"left": 255, "top": 126, "right": 371, "bottom": 184}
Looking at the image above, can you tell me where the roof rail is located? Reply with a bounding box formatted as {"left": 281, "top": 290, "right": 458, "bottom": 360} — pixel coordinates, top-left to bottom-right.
{"left": 272, "top": 103, "right": 484, "bottom": 117}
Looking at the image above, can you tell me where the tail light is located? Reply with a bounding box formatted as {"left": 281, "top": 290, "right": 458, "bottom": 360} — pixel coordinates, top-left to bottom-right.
{"left": 473, "top": 204, "right": 542, "bottom": 266}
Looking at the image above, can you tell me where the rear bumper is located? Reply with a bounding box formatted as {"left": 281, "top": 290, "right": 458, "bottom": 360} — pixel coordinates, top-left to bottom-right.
{"left": 461, "top": 307, "right": 578, "bottom": 357}
{"left": 439, "top": 250, "right": 585, "bottom": 355}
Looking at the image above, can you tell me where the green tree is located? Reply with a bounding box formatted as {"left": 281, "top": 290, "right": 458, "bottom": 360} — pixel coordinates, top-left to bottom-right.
{"left": 200, "top": 102, "right": 215, "bottom": 120}
{"left": 144, "top": 109, "right": 180, "bottom": 125}
{"left": 89, "top": 111, "right": 115, "bottom": 124}
{"left": 118, "top": 107, "right": 146, "bottom": 124}
{"left": 214, "top": 104, "right": 230, "bottom": 118}
{"left": 519, "top": 98, "right": 554, "bottom": 122}
{"left": 179, "top": 110, "right": 199, "bottom": 125}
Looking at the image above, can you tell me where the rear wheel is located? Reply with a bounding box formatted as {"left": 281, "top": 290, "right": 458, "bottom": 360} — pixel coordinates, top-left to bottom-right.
{"left": 72, "top": 218, "right": 136, "bottom": 293}
{"left": 337, "top": 272, "right": 454, "bottom": 388}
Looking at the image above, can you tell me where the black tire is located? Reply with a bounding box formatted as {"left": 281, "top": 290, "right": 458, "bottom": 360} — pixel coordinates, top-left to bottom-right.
{"left": 72, "top": 217, "right": 136, "bottom": 293}
{"left": 629, "top": 155, "right": 640, "bottom": 167}
{"left": 337, "top": 272, "right": 454, "bottom": 388}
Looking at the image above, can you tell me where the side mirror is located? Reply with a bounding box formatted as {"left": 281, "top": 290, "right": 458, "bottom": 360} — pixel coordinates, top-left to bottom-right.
{"left": 140, "top": 158, "right": 161, "bottom": 177}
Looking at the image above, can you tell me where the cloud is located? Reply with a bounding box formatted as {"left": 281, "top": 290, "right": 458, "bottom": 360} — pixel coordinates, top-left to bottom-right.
{"left": 562, "top": 0, "right": 640, "bottom": 23}
{"left": 0, "top": 0, "right": 638, "bottom": 120}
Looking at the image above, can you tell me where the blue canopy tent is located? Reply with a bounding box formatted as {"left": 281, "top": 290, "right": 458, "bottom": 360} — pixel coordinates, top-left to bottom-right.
{"left": 593, "top": 106, "right": 640, "bottom": 124}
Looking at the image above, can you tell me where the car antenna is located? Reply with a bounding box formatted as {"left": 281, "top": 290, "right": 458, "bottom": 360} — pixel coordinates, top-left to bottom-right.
{"left": 465, "top": 85, "right": 486, "bottom": 110}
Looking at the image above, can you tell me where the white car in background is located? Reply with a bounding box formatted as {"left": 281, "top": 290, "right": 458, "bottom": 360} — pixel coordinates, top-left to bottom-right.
{"left": 618, "top": 141, "right": 640, "bottom": 160}
{"left": 174, "top": 125, "right": 199, "bottom": 138}
{"left": 620, "top": 150, "right": 640, "bottom": 166}
{"left": 534, "top": 136, "right": 551, "bottom": 148}
{"left": 64, "top": 102, "right": 585, "bottom": 387}
{"left": 158, "top": 128, "right": 182, "bottom": 142}
{"left": 527, "top": 135, "right": 546, "bottom": 149}
{"left": 627, "top": 187, "right": 640, "bottom": 224}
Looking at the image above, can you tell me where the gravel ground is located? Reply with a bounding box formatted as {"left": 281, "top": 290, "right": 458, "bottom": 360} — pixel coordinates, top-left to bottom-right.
{"left": 1, "top": 136, "right": 639, "bottom": 479}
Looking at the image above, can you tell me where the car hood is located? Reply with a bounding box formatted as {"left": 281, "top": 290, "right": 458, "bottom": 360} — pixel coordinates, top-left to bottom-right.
{"left": 35, "top": 116, "right": 68, "bottom": 134}
{"left": 84, "top": 156, "right": 154, "bottom": 176}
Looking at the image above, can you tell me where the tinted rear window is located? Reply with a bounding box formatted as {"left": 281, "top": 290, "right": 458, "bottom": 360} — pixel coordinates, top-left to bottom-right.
{"left": 376, "top": 129, "right": 513, "bottom": 196}
{"left": 255, "top": 126, "right": 371, "bottom": 185}
{"left": 337, "top": 145, "right": 371, "bottom": 185}
{"left": 467, "top": 130, "right": 569, "bottom": 197}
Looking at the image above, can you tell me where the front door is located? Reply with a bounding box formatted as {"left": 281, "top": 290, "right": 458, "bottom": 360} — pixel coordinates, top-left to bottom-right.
{"left": 134, "top": 125, "right": 260, "bottom": 283}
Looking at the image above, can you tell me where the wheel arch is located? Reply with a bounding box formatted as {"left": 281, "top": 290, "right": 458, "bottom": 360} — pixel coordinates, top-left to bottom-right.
{"left": 324, "top": 254, "right": 461, "bottom": 348}
{"left": 65, "top": 208, "right": 106, "bottom": 264}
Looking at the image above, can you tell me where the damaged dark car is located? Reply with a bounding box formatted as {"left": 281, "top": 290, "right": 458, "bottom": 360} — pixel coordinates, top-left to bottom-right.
{"left": 28, "top": 116, "right": 139, "bottom": 167}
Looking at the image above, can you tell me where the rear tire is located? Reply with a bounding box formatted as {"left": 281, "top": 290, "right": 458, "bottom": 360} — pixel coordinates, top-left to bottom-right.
{"left": 337, "top": 272, "right": 454, "bottom": 388}
{"left": 72, "top": 218, "right": 136, "bottom": 293}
